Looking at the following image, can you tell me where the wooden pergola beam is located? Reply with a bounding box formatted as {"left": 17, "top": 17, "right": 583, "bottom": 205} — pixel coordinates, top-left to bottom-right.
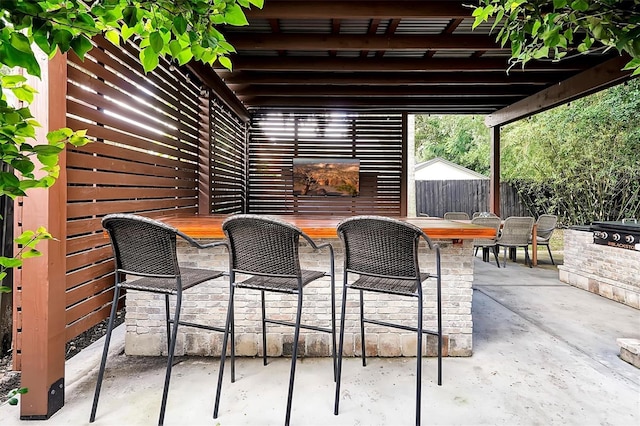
{"left": 241, "top": 96, "right": 506, "bottom": 109}
{"left": 236, "top": 85, "right": 534, "bottom": 97}
{"left": 245, "top": 1, "right": 473, "bottom": 19}
{"left": 219, "top": 71, "right": 572, "bottom": 86}
{"left": 485, "top": 55, "right": 634, "bottom": 127}
{"left": 222, "top": 56, "right": 597, "bottom": 72}
{"left": 225, "top": 33, "right": 504, "bottom": 51}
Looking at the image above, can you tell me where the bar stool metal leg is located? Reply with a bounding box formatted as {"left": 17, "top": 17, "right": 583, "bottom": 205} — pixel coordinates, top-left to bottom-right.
{"left": 89, "top": 284, "right": 121, "bottom": 423}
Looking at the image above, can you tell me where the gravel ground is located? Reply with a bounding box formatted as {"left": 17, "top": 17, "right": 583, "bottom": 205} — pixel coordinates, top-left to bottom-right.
{"left": 0, "top": 310, "right": 124, "bottom": 404}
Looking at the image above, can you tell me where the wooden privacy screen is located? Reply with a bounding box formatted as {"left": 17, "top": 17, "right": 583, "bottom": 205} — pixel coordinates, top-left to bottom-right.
{"left": 209, "top": 98, "right": 248, "bottom": 213}
{"left": 248, "top": 112, "right": 404, "bottom": 215}
{"left": 63, "top": 36, "right": 203, "bottom": 341}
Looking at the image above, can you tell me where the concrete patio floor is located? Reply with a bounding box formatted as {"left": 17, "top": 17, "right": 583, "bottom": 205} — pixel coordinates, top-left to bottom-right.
{"left": 1, "top": 255, "right": 639, "bottom": 425}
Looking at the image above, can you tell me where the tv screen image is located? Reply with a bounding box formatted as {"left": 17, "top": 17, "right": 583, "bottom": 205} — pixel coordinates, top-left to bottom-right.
{"left": 293, "top": 158, "right": 360, "bottom": 196}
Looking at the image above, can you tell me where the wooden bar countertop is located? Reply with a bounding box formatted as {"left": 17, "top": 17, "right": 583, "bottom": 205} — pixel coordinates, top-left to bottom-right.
{"left": 159, "top": 214, "right": 496, "bottom": 240}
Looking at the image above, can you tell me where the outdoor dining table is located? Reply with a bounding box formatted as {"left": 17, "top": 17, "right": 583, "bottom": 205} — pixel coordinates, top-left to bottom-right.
{"left": 122, "top": 214, "right": 497, "bottom": 358}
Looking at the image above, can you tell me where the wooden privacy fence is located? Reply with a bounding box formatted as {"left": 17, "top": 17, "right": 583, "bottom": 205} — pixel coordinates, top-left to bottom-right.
{"left": 416, "top": 180, "right": 528, "bottom": 218}
{"left": 248, "top": 111, "right": 406, "bottom": 216}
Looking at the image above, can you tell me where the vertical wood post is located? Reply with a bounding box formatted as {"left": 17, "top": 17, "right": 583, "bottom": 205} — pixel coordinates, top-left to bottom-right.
{"left": 198, "top": 90, "right": 212, "bottom": 215}
{"left": 490, "top": 125, "right": 501, "bottom": 216}
{"left": 16, "top": 51, "right": 68, "bottom": 419}
{"left": 400, "top": 112, "right": 408, "bottom": 217}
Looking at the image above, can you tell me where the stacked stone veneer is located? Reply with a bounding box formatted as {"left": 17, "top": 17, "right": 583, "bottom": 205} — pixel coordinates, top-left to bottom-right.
{"left": 559, "top": 229, "right": 640, "bottom": 309}
{"left": 125, "top": 238, "right": 475, "bottom": 358}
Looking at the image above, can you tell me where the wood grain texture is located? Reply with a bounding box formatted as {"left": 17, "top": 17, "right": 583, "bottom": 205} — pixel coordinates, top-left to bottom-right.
{"left": 159, "top": 214, "right": 496, "bottom": 240}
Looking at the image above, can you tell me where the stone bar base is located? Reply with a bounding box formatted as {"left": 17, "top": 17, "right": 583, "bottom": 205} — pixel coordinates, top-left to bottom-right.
{"left": 125, "top": 238, "right": 475, "bottom": 358}
{"left": 558, "top": 229, "right": 640, "bottom": 309}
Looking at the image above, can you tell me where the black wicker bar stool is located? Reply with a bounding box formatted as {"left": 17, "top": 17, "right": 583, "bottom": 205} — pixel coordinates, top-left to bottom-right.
{"left": 213, "top": 214, "right": 336, "bottom": 426}
{"left": 333, "top": 215, "right": 442, "bottom": 426}
{"left": 90, "top": 214, "right": 227, "bottom": 426}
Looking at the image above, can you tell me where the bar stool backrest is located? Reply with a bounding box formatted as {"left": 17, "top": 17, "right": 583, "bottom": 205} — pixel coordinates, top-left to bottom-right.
{"left": 102, "top": 214, "right": 180, "bottom": 277}
{"left": 222, "top": 214, "right": 302, "bottom": 277}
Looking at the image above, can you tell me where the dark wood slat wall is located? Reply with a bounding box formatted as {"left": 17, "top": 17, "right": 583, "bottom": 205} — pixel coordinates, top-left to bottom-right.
{"left": 248, "top": 112, "right": 403, "bottom": 215}
{"left": 64, "top": 37, "right": 203, "bottom": 341}
{"left": 210, "top": 98, "right": 248, "bottom": 213}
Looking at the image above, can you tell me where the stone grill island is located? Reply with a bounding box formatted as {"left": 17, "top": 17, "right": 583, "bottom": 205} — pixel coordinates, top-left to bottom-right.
{"left": 560, "top": 221, "right": 640, "bottom": 309}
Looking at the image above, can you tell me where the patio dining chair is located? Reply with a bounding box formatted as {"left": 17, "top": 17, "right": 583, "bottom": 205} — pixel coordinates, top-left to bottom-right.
{"left": 333, "top": 216, "right": 442, "bottom": 426}
{"left": 213, "top": 214, "right": 336, "bottom": 426}
{"left": 496, "top": 216, "right": 535, "bottom": 268}
{"left": 531, "top": 214, "right": 558, "bottom": 265}
{"left": 472, "top": 211, "right": 500, "bottom": 219}
{"left": 472, "top": 216, "right": 502, "bottom": 267}
{"left": 90, "top": 214, "right": 227, "bottom": 426}
{"left": 444, "top": 211, "right": 470, "bottom": 220}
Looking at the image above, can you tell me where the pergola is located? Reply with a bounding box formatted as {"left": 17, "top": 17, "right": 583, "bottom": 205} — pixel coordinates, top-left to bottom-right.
{"left": 14, "top": 0, "right": 634, "bottom": 419}
{"left": 191, "top": 0, "right": 633, "bottom": 213}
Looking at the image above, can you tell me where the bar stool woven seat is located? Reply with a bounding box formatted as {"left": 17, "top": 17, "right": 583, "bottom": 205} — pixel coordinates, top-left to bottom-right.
{"left": 90, "top": 214, "right": 227, "bottom": 426}
{"left": 333, "top": 215, "right": 442, "bottom": 426}
{"left": 214, "top": 214, "right": 336, "bottom": 426}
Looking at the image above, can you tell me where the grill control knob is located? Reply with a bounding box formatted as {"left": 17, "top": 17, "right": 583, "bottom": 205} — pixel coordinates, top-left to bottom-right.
{"left": 625, "top": 235, "right": 635, "bottom": 243}
{"left": 612, "top": 233, "right": 621, "bottom": 241}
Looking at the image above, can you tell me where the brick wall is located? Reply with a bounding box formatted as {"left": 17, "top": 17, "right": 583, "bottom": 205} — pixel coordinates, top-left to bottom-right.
{"left": 559, "top": 229, "right": 640, "bottom": 309}
{"left": 124, "top": 238, "right": 475, "bottom": 358}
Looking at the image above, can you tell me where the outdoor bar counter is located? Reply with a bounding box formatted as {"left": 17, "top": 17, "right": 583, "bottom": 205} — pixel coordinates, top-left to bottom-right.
{"left": 123, "top": 215, "right": 495, "bottom": 358}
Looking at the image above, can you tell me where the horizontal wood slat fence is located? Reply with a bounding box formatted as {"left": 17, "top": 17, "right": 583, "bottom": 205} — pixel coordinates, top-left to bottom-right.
{"left": 11, "top": 36, "right": 248, "bottom": 368}
{"left": 416, "top": 180, "right": 529, "bottom": 218}
{"left": 248, "top": 112, "right": 404, "bottom": 215}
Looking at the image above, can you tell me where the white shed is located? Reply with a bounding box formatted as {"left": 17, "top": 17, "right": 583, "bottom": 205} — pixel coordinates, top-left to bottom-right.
{"left": 415, "top": 157, "right": 489, "bottom": 181}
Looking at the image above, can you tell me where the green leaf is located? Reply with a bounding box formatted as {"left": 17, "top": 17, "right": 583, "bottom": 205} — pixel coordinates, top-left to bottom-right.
{"left": 21, "top": 249, "right": 42, "bottom": 259}
{"left": 46, "top": 128, "right": 73, "bottom": 143}
{"left": 104, "top": 30, "right": 120, "bottom": 46}
{"left": 69, "top": 133, "right": 90, "bottom": 146}
{"left": 12, "top": 86, "right": 34, "bottom": 103}
{"left": 224, "top": 3, "right": 249, "bottom": 26}
{"left": 140, "top": 46, "right": 159, "bottom": 73}
{"left": 570, "top": 0, "right": 589, "bottom": 12}
{"left": 176, "top": 48, "right": 193, "bottom": 66}
{"left": 173, "top": 15, "right": 187, "bottom": 35}
{"left": 14, "top": 230, "right": 36, "bottom": 246}
{"left": 218, "top": 55, "right": 232, "bottom": 71}
{"left": 70, "top": 35, "right": 94, "bottom": 60}
{"left": 1, "top": 74, "right": 27, "bottom": 86}
{"left": 553, "top": 0, "right": 568, "bottom": 9}
{"left": 168, "top": 40, "right": 182, "bottom": 57}
{"left": 0, "top": 42, "right": 41, "bottom": 77}
{"left": 11, "top": 159, "right": 35, "bottom": 175}
{"left": 32, "top": 145, "right": 64, "bottom": 155}
{"left": 121, "top": 24, "right": 136, "bottom": 41}
{"left": 123, "top": 6, "right": 138, "bottom": 28}
{"left": 249, "top": 0, "right": 265, "bottom": 7}
{"left": 10, "top": 32, "right": 32, "bottom": 53}
{"left": 149, "top": 31, "right": 164, "bottom": 53}
{"left": 0, "top": 257, "right": 22, "bottom": 268}
{"left": 37, "top": 153, "right": 59, "bottom": 167}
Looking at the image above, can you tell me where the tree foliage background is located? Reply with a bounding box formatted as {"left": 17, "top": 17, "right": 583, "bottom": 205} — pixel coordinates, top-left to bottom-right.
{"left": 414, "top": 78, "right": 640, "bottom": 225}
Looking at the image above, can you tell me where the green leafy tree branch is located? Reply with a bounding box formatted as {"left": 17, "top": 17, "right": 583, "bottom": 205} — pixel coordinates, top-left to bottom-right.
{"left": 0, "top": 0, "right": 264, "bottom": 344}
{"left": 472, "top": 0, "right": 640, "bottom": 75}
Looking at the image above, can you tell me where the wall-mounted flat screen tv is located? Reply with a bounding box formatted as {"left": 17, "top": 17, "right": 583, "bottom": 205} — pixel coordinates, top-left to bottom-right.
{"left": 293, "top": 158, "right": 360, "bottom": 196}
